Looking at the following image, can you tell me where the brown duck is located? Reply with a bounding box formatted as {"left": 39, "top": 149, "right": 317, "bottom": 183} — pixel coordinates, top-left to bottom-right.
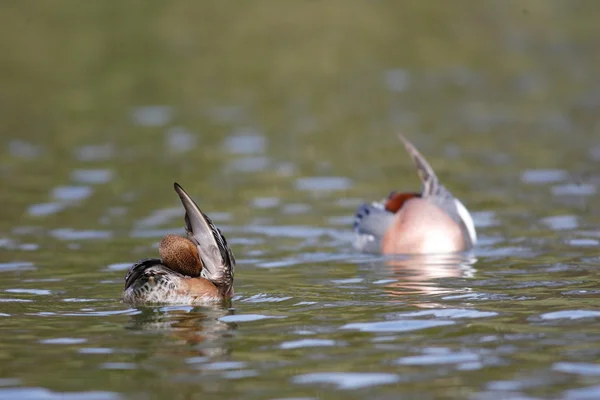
{"left": 123, "top": 183, "right": 235, "bottom": 304}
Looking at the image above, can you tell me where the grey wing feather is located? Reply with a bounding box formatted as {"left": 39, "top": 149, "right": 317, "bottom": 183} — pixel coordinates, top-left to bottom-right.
{"left": 183, "top": 212, "right": 235, "bottom": 268}
{"left": 173, "top": 183, "right": 235, "bottom": 284}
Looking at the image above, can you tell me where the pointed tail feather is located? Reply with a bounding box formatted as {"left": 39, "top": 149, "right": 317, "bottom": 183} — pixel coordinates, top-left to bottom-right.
{"left": 397, "top": 133, "right": 444, "bottom": 198}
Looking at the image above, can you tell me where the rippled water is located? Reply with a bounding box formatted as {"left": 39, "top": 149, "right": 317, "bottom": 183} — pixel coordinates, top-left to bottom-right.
{"left": 2, "top": 2, "right": 600, "bottom": 399}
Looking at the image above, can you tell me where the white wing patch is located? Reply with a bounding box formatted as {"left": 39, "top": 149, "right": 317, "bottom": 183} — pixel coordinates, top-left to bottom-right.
{"left": 454, "top": 198, "right": 477, "bottom": 245}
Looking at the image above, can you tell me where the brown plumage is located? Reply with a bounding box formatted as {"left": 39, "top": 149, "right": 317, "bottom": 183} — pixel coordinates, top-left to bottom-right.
{"left": 122, "top": 183, "right": 235, "bottom": 305}
{"left": 158, "top": 234, "right": 203, "bottom": 278}
{"left": 385, "top": 192, "right": 421, "bottom": 213}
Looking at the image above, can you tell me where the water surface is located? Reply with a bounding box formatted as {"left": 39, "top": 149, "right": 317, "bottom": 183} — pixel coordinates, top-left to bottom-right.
{"left": 1, "top": 2, "right": 600, "bottom": 399}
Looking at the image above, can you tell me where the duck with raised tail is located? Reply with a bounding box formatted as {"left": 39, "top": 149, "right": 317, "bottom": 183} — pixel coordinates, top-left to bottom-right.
{"left": 123, "top": 183, "right": 235, "bottom": 305}
{"left": 353, "top": 134, "right": 477, "bottom": 254}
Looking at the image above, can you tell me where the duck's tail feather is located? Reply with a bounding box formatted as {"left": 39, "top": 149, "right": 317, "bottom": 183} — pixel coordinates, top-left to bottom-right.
{"left": 397, "top": 133, "right": 448, "bottom": 198}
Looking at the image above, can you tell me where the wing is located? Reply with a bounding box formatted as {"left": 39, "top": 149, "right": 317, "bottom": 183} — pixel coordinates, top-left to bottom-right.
{"left": 124, "top": 258, "right": 168, "bottom": 290}
{"left": 173, "top": 183, "right": 235, "bottom": 289}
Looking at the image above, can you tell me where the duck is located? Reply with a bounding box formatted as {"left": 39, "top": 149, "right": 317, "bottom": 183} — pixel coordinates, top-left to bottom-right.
{"left": 353, "top": 134, "right": 477, "bottom": 254}
{"left": 122, "top": 183, "right": 235, "bottom": 305}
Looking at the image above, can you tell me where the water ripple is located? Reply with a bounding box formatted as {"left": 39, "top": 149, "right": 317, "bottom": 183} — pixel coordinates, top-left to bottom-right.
{"left": 61, "top": 309, "right": 141, "bottom": 317}
{"left": 553, "top": 362, "right": 600, "bottom": 376}
{"left": 219, "top": 314, "right": 286, "bottom": 323}
{"left": 280, "top": 339, "right": 337, "bottom": 349}
{"left": 393, "top": 309, "right": 498, "bottom": 319}
{"left": 295, "top": 176, "right": 352, "bottom": 192}
{"left": 78, "top": 348, "right": 114, "bottom": 354}
{"left": 104, "top": 263, "right": 132, "bottom": 272}
{"left": 395, "top": 351, "right": 480, "bottom": 365}
{"left": 520, "top": 169, "right": 568, "bottom": 184}
{"left": 71, "top": 169, "right": 113, "bottom": 184}
{"left": 552, "top": 183, "right": 596, "bottom": 196}
{"left": 5, "top": 289, "right": 51, "bottom": 295}
{"left": 28, "top": 202, "right": 65, "bottom": 217}
{"left": 224, "top": 130, "right": 266, "bottom": 154}
{"left": 131, "top": 105, "right": 172, "bottom": 127}
{"left": 564, "top": 385, "right": 600, "bottom": 400}
{"left": 40, "top": 338, "right": 87, "bottom": 345}
{"left": 292, "top": 372, "right": 400, "bottom": 389}
{"left": 342, "top": 319, "right": 455, "bottom": 333}
{"left": 542, "top": 215, "right": 579, "bottom": 231}
{"left": 165, "top": 126, "right": 198, "bottom": 153}
{"left": 74, "top": 144, "right": 114, "bottom": 162}
{"left": 240, "top": 294, "right": 293, "bottom": 303}
{"left": 539, "top": 310, "right": 600, "bottom": 320}
{"left": 203, "top": 361, "right": 247, "bottom": 371}
{"left": 100, "top": 362, "right": 137, "bottom": 370}
{"left": 52, "top": 185, "right": 93, "bottom": 202}
{"left": 0, "top": 388, "right": 122, "bottom": 400}
{"left": 50, "top": 229, "right": 112, "bottom": 240}
{"left": 0, "top": 262, "right": 35, "bottom": 272}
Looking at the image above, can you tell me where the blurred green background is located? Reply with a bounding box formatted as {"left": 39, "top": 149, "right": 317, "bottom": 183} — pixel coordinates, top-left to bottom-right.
{"left": 2, "top": 0, "right": 599, "bottom": 223}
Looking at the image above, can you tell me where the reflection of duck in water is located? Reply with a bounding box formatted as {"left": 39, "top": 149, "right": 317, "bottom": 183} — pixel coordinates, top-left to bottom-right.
{"left": 123, "top": 183, "right": 235, "bottom": 305}
{"left": 381, "top": 254, "right": 476, "bottom": 296}
{"left": 127, "top": 306, "right": 233, "bottom": 356}
{"left": 354, "top": 134, "right": 477, "bottom": 254}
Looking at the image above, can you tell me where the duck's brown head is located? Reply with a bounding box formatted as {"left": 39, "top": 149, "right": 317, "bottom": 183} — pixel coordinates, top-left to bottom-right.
{"left": 173, "top": 183, "right": 236, "bottom": 297}
{"left": 158, "top": 234, "right": 203, "bottom": 277}
{"left": 385, "top": 192, "right": 421, "bottom": 213}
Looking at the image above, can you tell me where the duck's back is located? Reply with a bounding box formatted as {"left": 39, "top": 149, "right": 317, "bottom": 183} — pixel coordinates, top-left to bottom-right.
{"left": 123, "top": 259, "right": 186, "bottom": 304}
{"left": 123, "top": 259, "right": 222, "bottom": 304}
